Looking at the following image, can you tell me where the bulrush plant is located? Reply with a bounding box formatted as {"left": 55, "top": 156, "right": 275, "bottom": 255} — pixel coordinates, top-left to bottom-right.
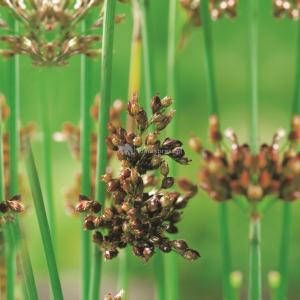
{"left": 190, "top": 114, "right": 300, "bottom": 299}
{"left": 76, "top": 95, "right": 200, "bottom": 262}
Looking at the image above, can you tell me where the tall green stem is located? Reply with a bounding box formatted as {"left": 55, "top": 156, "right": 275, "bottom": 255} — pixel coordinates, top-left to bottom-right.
{"left": 248, "top": 0, "right": 261, "bottom": 299}
{"left": 248, "top": 217, "right": 261, "bottom": 300}
{"left": 26, "top": 144, "right": 63, "bottom": 300}
{"left": 89, "top": 1, "right": 116, "bottom": 299}
{"left": 164, "top": 2, "right": 178, "bottom": 300}
{"left": 200, "top": 1, "right": 232, "bottom": 299}
{"left": 276, "top": 13, "right": 300, "bottom": 300}
{"left": 80, "top": 22, "right": 92, "bottom": 300}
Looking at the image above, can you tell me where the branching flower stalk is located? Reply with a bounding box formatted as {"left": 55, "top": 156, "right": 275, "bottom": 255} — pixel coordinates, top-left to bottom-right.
{"left": 89, "top": 1, "right": 117, "bottom": 299}
{"left": 199, "top": 1, "right": 233, "bottom": 299}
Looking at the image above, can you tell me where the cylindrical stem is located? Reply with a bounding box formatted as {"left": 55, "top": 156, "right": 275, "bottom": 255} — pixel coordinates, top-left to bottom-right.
{"left": 80, "top": 23, "right": 92, "bottom": 300}
{"left": 200, "top": 2, "right": 233, "bottom": 299}
{"left": 276, "top": 203, "right": 291, "bottom": 300}
{"left": 90, "top": 1, "right": 117, "bottom": 299}
{"left": 248, "top": 217, "right": 262, "bottom": 300}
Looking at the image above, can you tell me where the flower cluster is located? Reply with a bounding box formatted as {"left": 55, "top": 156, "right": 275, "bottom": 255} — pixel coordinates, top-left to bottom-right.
{"left": 0, "top": 0, "right": 126, "bottom": 65}
{"left": 104, "top": 290, "right": 124, "bottom": 300}
{"left": 54, "top": 97, "right": 124, "bottom": 215}
{"left": 76, "top": 95, "right": 200, "bottom": 262}
{"left": 273, "top": 0, "right": 300, "bottom": 20}
{"left": 191, "top": 115, "right": 300, "bottom": 203}
{"left": 210, "top": 0, "right": 238, "bottom": 20}
{"left": 0, "top": 195, "right": 24, "bottom": 225}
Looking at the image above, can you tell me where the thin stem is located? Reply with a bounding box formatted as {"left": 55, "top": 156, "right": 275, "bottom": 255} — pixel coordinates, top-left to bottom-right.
{"left": 119, "top": 0, "right": 142, "bottom": 293}
{"left": 200, "top": 0, "right": 218, "bottom": 116}
{"left": 164, "top": 1, "right": 178, "bottom": 300}
{"left": 41, "top": 78, "right": 56, "bottom": 242}
{"left": 275, "top": 12, "right": 300, "bottom": 300}
{"left": 276, "top": 203, "right": 291, "bottom": 300}
{"left": 200, "top": 2, "right": 232, "bottom": 300}
{"left": 89, "top": 1, "right": 117, "bottom": 299}
{"left": 25, "top": 144, "right": 63, "bottom": 300}
{"left": 248, "top": 1, "right": 261, "bottom": 298}
{"left": 248, "top": 217, "right": 262, "bottom": 300}
{"left": 80, "top": 22, "right": 92, "bottom": 300}
{"left": 219, "top": 203, "right": 232, "bottom": 300}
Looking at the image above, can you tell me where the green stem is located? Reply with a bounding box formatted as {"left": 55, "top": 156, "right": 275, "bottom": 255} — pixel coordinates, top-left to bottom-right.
{"left": 26, "top": 144, "right": 63, "bottom": 300}
{"left": 276, "top": 12, "right": 300, "bottom": 300}
{"left": 41, "top": 77, "right": 56, "bottom": 242}
{"left": 276, "top": 203, "right": 291, "bottom": 300}
{"left": 219, "top": 203, "right": 232, "bottom": 300}
{"left": 89, "top": 1, "right": 116, "bottom": 299}
{"left": 200, "top": 0, "right": 218, "bottom": 116}
{"left": 80, "top": 22, "right": 92, "bottom": 300}
{"left": 248, "top": 217, "right": 262, "bottom": 300}
{"left": 248, "top": 0, "right": 261, "bottom": 299}
{"left": 164, "top": 1, "right": 178, "bottom": 300}
{"left": 200, "top": 2, "right": 232, "bottom": 300}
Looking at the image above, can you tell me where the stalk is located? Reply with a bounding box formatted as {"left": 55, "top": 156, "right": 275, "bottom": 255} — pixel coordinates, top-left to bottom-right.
{"left": 276, "top": 12, "right": 300, "bottom": 300}
{"left": 89, "top": 1, "right": 117, "bottom": 299}
{"left": 25, "top": 144, "right": 63, "bottom": 300}
{"left": 40, "top": 80, "right": 56, "bottom": 242}
{"left": 248, "top": 0, "right": 261, "bottom": 299}
{"left": 200, "top": 1, "right": 232, "bottom": 299}
{"left": 118, "top": 0, "right": 142, "bottom": 293}
{"left": 248, "top": 217, "right": 261, "bottom": 300}
{"left": 80, "top": 21, "right": 92, "bottom": 300}
{"left": 164, "top": 1, "right": 178, "bottom": 300}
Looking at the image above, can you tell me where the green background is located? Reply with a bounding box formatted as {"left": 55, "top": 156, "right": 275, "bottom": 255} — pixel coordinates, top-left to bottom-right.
{"left": 1, "top": 1, "right": 300, "bottom": 299}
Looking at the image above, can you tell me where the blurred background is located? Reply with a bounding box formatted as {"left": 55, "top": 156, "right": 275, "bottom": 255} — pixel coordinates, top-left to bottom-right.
{"left": 1, "top": 1, "right": 300, "bottom": 299}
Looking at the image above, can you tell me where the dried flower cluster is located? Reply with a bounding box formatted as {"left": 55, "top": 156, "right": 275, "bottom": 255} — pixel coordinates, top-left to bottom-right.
{"left": 0, "top": 0, "right": 126, "bottom": 65}
{"left": 76, "top": 95, "right": 200, "bottom": 262}
{"left": 191, "top": 115, "right": 300, "bottom": 203}
{"left": 104, "top": 290, "right": 124, "bottom": 300}
{"left": 54, "top": 97, "right": 124, "bottom": 214}
{"left": 273, "top": 0, "right": 300, "bottom": 20}
{"left": 0, "top": 195, "right": 24, "bottom": 225}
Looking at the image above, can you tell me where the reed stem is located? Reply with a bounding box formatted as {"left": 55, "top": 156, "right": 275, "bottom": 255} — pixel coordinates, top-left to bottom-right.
{"left": 164, "top": 1, "right": 178, "bottom": 300}
{"left": 26, "top": 144, "right": 63, "bottom": 300}
{"left": 248, "top": 0, "right": 261, "bottom": 299}
{"left": 89, "top": 1, "right": 116, "bottom": 299}
{"left": 200, "top": 1, "right": 232, "bottom": 299}
{"left": 276, "top": 12, "right": 300, "bottom": 300}
{"left": 118, "top": 0, "right": 142, "bottom": 294}
{"left": 248, "top": 217, "right": 261, "bottom": 300}
{"left": 80, "top": 21, "right": 92, "bottom": 300}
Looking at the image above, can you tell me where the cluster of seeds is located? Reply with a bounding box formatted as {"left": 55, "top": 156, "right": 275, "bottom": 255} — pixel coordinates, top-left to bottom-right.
{"left": 76, "top": 95, "right": 200, "bottom": 262}
{"left": 273, "top": 0, "right": 300, "bottom": 20}
{"left": 210, "top": 0, "right": 238, "bottom": 20}
{"left": 190, "top": 115, "right": 300, "bottom": 202}
{"left": 54, "top": 97, "right": 124, "bottom": 214}
{"left": 0, "top": 195, "right": 24, "bottom": 225}
{"left": 0, "top": 0, "right": 126, "bottom": 65}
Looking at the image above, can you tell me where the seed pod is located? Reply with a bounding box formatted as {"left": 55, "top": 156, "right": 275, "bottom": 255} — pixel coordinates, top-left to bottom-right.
{"left": 107, "top": 179, "right": 120, "bottom": 192}
{"left": 91, "top": 202, "right": 102, "bottom": 213}
{"left": 189, "top": 137, "right": 202, "bottom": 153}
{"left": 151, "top": 95, "right": 162, "bottom": 113}
{"left": 84, "top": 215, "right": 97, "bottom": 230}
{"left": 104, "top": 249, "right": 118, "bottom": 260}
{"left": 247, "top": 184, "right": 263, "bottom": 201}
{"left": 159, "top": 240, "right": 172, "bottom": 253}
{"left": 128, "top": 94, "right": 140, "bottom": 116}
{"left": 160, "top": 161, "right": 169, "bottom": 176}
{"left": 93, "top": 231, "right": 103, "bottom": 244}
{"left": 172, "top": 240, "right": 188, "bottom": 251}
{"left": 161, "top": 96, "right": 172, "bottom": 107}
{"left": 136, "top": 109, "right": 148, "bottom": 132}
{"left": 183, "top": 249, "right": 200, "bottom": 261}
{"left": 161, "top": 177, "right": 174, "bottom": 189}
{"left": 0, "top": 202, "right": 8, "bottom": 213}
